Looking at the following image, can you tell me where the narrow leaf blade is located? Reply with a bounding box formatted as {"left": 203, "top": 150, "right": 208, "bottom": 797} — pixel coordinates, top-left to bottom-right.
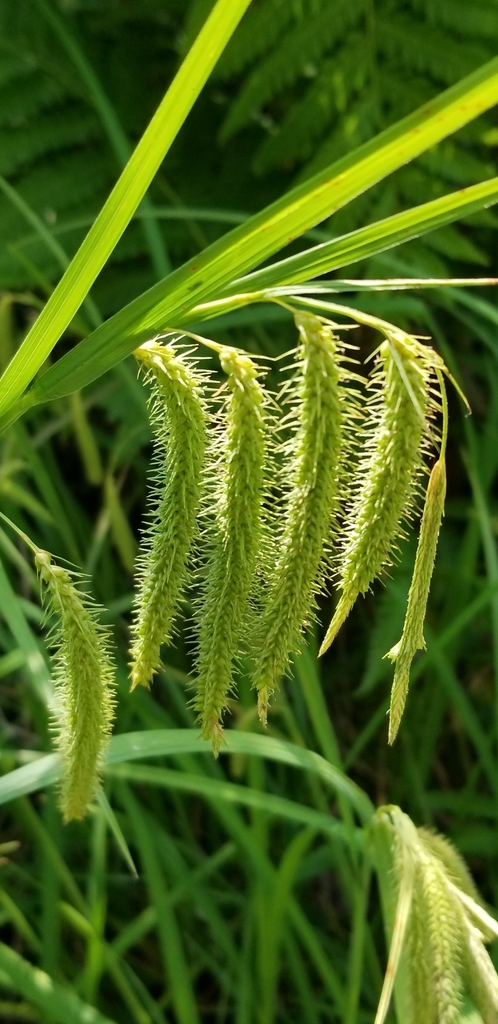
{"left": 23, "top": 57, "right": 498, "bottom": 409}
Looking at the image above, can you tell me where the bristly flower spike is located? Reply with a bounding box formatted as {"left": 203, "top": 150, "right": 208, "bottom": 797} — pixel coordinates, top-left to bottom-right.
{"left": 320, "top": 332, "right": 436, "bottom": 656}
{"left": 194, "top": 346, "right": 267, "bottom": 753}
{"left": 35, "top": 550, "right": 115, "bottom": 822}
{"left": 130, "top": 340, "right": 208, "bottom": 690}
{"left": 371, "top": 806, "right": 498, "bottom": 1024}
{"left": 387, "top": 369, "right": 448, "bottom": 743}
{"left": 252, "top": 310, "right": 350, "bottom": 722}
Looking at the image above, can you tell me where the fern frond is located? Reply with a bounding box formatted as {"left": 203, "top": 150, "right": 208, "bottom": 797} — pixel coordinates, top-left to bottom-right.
{"left": 413, "top": 0, "right": 498, "bottom": 41}
{"left": 0, "top": 150, "right": 111, "bottom": 288}
{"left": 220, "top": 0, "right": 365, "bottom": 141}
{"left": 0, "top": 107, "right": 100, "bottom": 177}
{"left": 377, "top": 16, "right": 489, "bottom": 86}
{"left": 254, "top": 35, "right": 368, "bottom": 174}
{"left": 418, "top": 142, "right": 494, "bottom": 188}
{"left": 0, "top": 54, "right": 33, "bottom": 90}
{"left": 215, "top": 0, "right": 304, "bottom": 80}
{"left": 0, "top": 71, "right": 65, "bottom": 127}
{"left": 296, "top": 95, "right": 376, "bottom": 183}
{"left": 217, "top": 0, "right": 498, "bottom": 283}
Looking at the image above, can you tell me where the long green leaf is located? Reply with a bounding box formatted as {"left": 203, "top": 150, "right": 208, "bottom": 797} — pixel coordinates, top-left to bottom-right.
{"left": 109, "top": 763, "right": 352, "bottom": 842}
{"left": 12, "top": 55, "right": 498, "bottom": 413}
{"left": 0, "top": 556, "right": 52, "bottom": 704}
{"left": 0, "top": 755, "right": 58, "bottom": 805}
{"left": 234, "top": 176, "right": 498, "bottom": 292}
{"left": 121, "top": 788, "right": 201, "bottom": 1024}
{"left": 0, "top": 942, "right": 118, "bottom": 1024}
{"left": 0, "top": 730, "right": 374, "bottom": 822}
{"left": 0, "top": 0, "right": 252, "bottom": 418}
{"left": 33, "top": 0, "right": 170, "bottom": 278}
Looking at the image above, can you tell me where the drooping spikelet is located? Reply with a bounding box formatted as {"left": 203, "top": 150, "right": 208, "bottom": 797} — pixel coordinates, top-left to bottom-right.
{"left": 460, "top": 920, "right": 498, "bottom": 1024}
{"left": 35, "top": 551, "right": 115, "bottom": 822}
{"left": 387, "top": 456, "right": 446, "bottom": 743}
{"left": 369, "top": 806, "right": 419, "bottom": 1024}
{"left": 418, "top": 827, "right": 484, "bottom": 909}
{"left": 252, "top": 311, "right": 348, "bottom": 722}
{"left": 418, "top": 856, "right": 464, "bottom": 1024}
{"left": 194, "top": 347, "right": 267, "bottom": 753}
{"left": 420, "top": 835, "right": 498, "bottom": 1023}
{"left": 130, "top": 340, "right": 207, "bottom": 690}
{"left": 371, "top": 805, "right": 498, "bottom": 1024}
{"left": 407, "top": 866, "right": 438, "bottom": 1024}
{"left": 320, "top": 333, "right": 435, "bottom": 656}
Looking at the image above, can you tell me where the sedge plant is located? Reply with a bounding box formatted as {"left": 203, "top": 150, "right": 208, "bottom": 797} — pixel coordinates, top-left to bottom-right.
{"left": 1, "top": 3, "right": 498, "bottom": 1022}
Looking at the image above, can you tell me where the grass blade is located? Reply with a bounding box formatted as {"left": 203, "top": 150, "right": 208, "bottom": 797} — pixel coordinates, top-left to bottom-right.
{"left": 120, "top": 785, "right": 201, "bottom": 1024}
{"left": 0, "top": 0, "right": 253, "bottom": 418}
{"left": 33, "top": 0, "right": 170, "bottom": 278}
{"left": 0, "top": 555, "right": 52, "bottom": 705}
{"left": 236, "top": 176, "right": 498, "bottom": 291}
{"left": 13, "top": 54, "right": 498, "bottom": 414}
{"left": 0, "top": 943, "right": 118, "bottom": 1024}
{"left": 0, "top": 730, "right": 374, "bottom": 822}
{"left": 108, "top": 763, "right": 353, "bottom": 844}
{"left": 96, "top": 790, "right": 137, "bottom": 878}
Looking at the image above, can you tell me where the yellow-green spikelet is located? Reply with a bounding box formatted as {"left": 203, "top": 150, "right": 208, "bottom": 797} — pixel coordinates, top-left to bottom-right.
{"left": 252, "top": 312, "right": 344, "bottom": 721}
{"left": 387, "top": 457, "right": 446, "bottom": 743}
{"left": 194, "top": 348, "right": 266, "bottom": 753}
{"left": 460, "top": 919, "right": 498, "bottom": 1024}
{"left": 130, "top": 342, "right": 207, "bottom": 690}
{"left": 418, "top": 856, "right": 464, "bottom": 1024}
{"left": 407, "top": 871, "right": 438, "bottom": 1024}
{"left": 418, "top": 827, "right": 484, "bottom": 909}
{"left": 372, "top": 807, "right": 498, "bottom": 1024}
{"left": 35, "top": 551, "right": 115, "bottom": 822}
{"left": 321, "top": 335, "right": 432, "bottom": 655}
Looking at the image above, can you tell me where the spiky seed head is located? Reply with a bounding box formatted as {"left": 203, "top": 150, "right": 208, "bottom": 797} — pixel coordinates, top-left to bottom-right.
{"left": 252, "top": 312, "right": 347, "bottom": 720}
{"left": 194, "top": 346, "right": 267, "bottom": 753}
{"left": 418, "top": 856, "right": 464, "bottom": 1024}
{"left": 418, "top": 827, "right": 484, "bottom": 910}
{"left": 35, "top": 550, "right": 115, "bottom": 822}
{"left": 371, "top": 806, "right": 498, "bottom": 1024}
{"left": 407, "top": 867, "right": 438, "bottom": 1024}
{"left": 461, "top": 920, "right": 498, "bottom": 1024}
{"left": 387, "top": 457, "right": 446, "bottom": 743}
{"left": 320, "top": 334, "right": 435, "bottom": 656}
{"left": 130, "top": 341, "right": 207, "bottom": 690}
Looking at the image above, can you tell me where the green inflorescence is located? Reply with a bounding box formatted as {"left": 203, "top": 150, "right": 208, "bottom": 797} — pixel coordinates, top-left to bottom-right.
{"left": 130, "top": 340, "right": 208, "bottom": 690}
{"left": 387, "top": 456, "right": 447, "bottom": 744}
{"left": 320, "top": 333, "right": 435, "bottom": 655}
{"left": 194, "top": 347, "right": 267, "bottom": 752}
{"left": 23, "top": 305, "right": 455, "bottom": 800}
{"left": 35, "top": 550, "right": 115, "bottom": 822}
{"left": 462, "top": 920, "right": 498, "bottom": 1024}
{"left": 126, "top": 317, "right": 451, "bottom": 744}
{"left": 251, "top": 311, "right": 349, "bottom": 721}
{"left": 418, "top": 856, "right": 464, "bottom": 1024}
{"left": 371, "top": 806, "right": 498, "bottom": 1024}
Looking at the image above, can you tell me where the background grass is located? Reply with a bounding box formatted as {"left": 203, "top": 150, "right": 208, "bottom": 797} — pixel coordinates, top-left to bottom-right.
{"left": 1, "top": 1, "right": 498, "bottom": 1021}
